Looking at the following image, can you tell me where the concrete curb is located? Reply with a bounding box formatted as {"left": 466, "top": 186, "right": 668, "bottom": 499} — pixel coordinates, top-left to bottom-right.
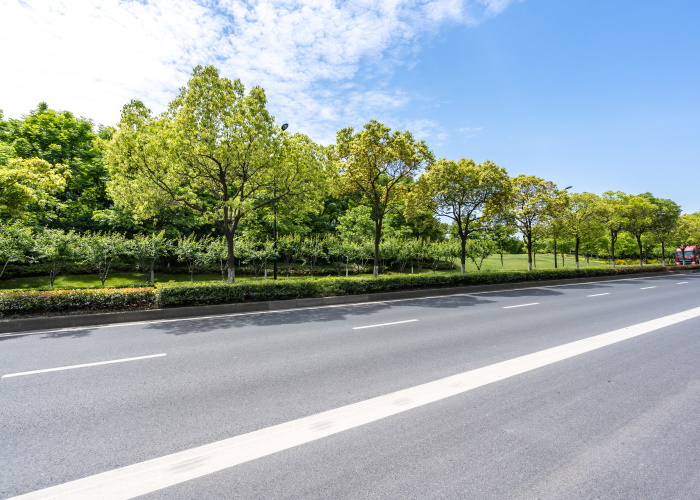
{"left": 2, "top": 269, "right": 698, "bottom": 334}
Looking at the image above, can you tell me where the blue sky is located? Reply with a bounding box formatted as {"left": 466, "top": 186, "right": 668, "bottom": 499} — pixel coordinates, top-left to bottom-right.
{"left": 2, "top": 0, "right": 699, "bottom": 213}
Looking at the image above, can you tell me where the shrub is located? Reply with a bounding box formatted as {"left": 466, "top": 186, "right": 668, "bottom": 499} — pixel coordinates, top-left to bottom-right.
{"left": 0, "top": 287, "right": 156, "bottom": 317}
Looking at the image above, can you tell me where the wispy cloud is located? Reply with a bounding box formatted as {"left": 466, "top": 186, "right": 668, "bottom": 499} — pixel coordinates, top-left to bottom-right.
{"left": 0, "top": 0, "right": 516, "bottom": 143}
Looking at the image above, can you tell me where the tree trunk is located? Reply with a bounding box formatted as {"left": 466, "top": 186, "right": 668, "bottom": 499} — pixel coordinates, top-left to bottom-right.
{"left": 526, "top": 232, "right": 533, "bottom": 271}
{"left": 575, "top": 237, "right": 580, "bottom": 270}
{"left": 460, "top": 237, "right": 467, "bottom": 274}
{"left": 373, "top": 221, "right": 381, "bottom": 279}
{"left": 661, "top": 242, "right": 666, "bottom": 266}
{"left": 225, "top": 230, "right": 235, "bottom": 284}
{"left": 636, "top": 235, "right": 644, "bottom": 268}
{"left": 610, "top": 230, "right": 617, "bottom": 268}
{"left": 553, "top": 238, "right": 558, "bottom": 269}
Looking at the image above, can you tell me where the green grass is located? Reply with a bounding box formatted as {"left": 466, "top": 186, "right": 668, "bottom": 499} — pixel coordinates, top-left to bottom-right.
{"left": 0, "top": 253, "right": 665, "bottom": 291}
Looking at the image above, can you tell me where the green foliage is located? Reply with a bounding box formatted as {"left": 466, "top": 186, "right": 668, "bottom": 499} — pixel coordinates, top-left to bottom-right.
{"left": 0, "top": 157, "right": 69, "bottom": 218}
{"left": 0, "top": 287, "right": 156, "bottom": 317}
{"left": 0, "top": 222, "right": 34, "bottom": 278}
{"left": 408, "top": 158, "right": 510, "bottom": 273}
{"left": 0, "top": 102, "right": 111, "bottom": 229}
{"left": 78, "top": 232, "right": 127, "bottom": 287}
{"left": 336, "top": 120, "right": 434, "bottom": 277}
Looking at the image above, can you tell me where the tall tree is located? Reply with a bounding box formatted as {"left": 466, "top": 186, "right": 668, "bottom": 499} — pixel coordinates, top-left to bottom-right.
{"left": 0, "top": 157, "right": 69, "bottom": 219}
{"left": 107, "top": 65, "right": 331, "bottom": 283}
{"left": 336, "top": 120, "right": 433, "bottom": 278}
{"left": 622, "top": 194, "right": 657, "bottom": 267}
{"left": 599, "top": 191, "right": 627, "bottom": 267}
{"left": 640, "top": 193, "right": 681, "bottom": 266}
{"left": 561, "top": 192, "right": 604, "bottom": 269}
{"left": 0, "top": 103, "right": 110, "bottom": 229}
{"left": 407, "top": 158, "right": 509, "bottom": 273}
{"left": 507, "top": 175, "right": 558, "bottom": 271}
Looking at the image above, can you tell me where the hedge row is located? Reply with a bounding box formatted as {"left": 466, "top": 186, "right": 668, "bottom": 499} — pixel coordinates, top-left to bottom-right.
{"left": 156, "top": 266, "right": 672, "bottom": 307}
{"left": 0, "top": 288, "right": 156, "bottom": 317}
{"left": 0, "top": 266, "right": 678, "bottom": 317}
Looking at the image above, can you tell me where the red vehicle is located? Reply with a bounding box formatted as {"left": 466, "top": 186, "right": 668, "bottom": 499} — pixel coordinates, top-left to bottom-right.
{"left": 675, "top": 245, "right": 699, "bottom": 265}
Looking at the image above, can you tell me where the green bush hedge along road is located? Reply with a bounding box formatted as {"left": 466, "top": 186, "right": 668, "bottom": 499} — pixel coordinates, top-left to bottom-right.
{"left": 0, "top": 266, "right": 683, "bottom": 319}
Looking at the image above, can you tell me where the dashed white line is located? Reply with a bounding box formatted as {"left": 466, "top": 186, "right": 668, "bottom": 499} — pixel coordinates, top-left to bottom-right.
{"left": 677, "top": 282, "right": 689, "bottom": 285}
{"left": 353, "top": 319, "right": 418, "bottom": 330}
{"left": 11, "top": 306, "right": 700, "bottom": 500}
{"left": 2, "top": 353, "right": 167, "bottom": 379}
{"left": 640, "top": 286, "right": 657, "bottom": 290}
{"left": 503, "top": 303, "right": 539, "bottom": 309}
{"left": 587, "top": 293, "right": 610, "bottom": 297}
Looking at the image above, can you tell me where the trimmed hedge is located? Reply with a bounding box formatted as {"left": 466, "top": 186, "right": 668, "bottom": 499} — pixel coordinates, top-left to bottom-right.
{"left": 0, "top": 287, "right": 156, "bottom": 317}
{"left": 0, "top": 265, "right": 683, "bottom": 317}
{"left": 155, "top": 266, "right": 673, "bottom": 308}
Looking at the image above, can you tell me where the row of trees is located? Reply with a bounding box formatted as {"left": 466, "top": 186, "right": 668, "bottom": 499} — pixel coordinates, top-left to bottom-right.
{"left": 3, "top": 65, "right": 700, "bottom": 285}
{"left": 0, "top": 226, "right": 523, "bottom": 287}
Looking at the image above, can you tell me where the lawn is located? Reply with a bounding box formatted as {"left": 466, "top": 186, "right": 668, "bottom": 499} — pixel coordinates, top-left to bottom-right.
{"left": 0, "top": 253, "right": 659, "bottom": 291}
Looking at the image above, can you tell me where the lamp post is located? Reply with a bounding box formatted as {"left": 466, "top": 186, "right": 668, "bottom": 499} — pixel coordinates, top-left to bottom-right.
{"left": 273, "top": 123, "right": 288, "bottom": 280}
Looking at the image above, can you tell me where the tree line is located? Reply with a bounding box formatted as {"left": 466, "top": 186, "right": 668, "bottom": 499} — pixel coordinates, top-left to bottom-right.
{"left": 2, "top": 65, "right": 700, "bottom": 285}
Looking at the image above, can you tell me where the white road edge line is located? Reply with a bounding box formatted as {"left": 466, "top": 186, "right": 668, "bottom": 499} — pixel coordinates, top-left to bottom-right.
{"left": 1, "top": 273, "right": 690, "bottom": 338}
{"left": 1, "top": 353, "right": 167, "bottom": 379}
{"left": 10, "top": 306, "right": 700, "bottom": 500}
{"left": 640, "top": 286, "right": 657, "bottom": 290}
{"left": 352, "top": 319, "right": 418, "bottom": 330}
{"left": 503, "top": 302, "right": 539, "bottom": 309}
{"left": 587, "top": 293, "right": 610, "bottom": 297}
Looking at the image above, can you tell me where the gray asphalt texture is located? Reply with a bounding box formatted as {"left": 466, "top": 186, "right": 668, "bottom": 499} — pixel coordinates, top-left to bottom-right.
{"left": 2, "top": 273, "right": 699, "bottom": 498}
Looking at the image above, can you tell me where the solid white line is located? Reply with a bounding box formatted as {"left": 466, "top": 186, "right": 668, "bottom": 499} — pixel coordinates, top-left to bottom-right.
{"left": 587, "top": 293, "right": 610, "bottom": 297}
{"left": 503, "top": 303, "right": 539, "bottom": 309}
{"left": 353, "top": 319, "right": 418, "bottom": 330}
{"left": 1, "top": 354, "right": 167, "bottom": 379}
{"left": 10, "top": 306, "right": 700, "bottom": 500}
{"left": 640, "top": 286, "right": 657, "bottom": 290}
{"left": 1, "top": 273, "right": 688, "bottom": 338}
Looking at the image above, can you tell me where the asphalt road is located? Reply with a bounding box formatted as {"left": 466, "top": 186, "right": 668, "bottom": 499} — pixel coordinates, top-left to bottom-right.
{"left": 2, "top": 273, "right": 699, "bottom": 499}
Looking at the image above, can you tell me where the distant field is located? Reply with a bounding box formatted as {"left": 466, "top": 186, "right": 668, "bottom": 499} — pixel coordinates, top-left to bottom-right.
{"left": 0, "top": 253, "right": 663, "bottom": 290}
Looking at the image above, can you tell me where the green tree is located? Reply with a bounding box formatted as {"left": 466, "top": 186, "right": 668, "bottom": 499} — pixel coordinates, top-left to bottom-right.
{"left": 622, "top": 194, "right": 657, "bottom": 267}
{"left": 0, "top": 222, "right": 33, "bottom": 279}
{"left": 79, "top": 232, "right": 126, "bottom": 287}
{"left": 408, "top": 158, "right": 509, "bottom": 273}
{"left": 107, "top": 65, "right": 331, "bottom": 283}
{"left": 34, "top": 229, "right": 76, "bottom": 288}
{"left": 129, "top": 231, "right": 171, "bottom": 284}
{"left": 508, "top": 175, "right": 558, "bottom": 271}
{"left": 599, "top": 191, "right": 627, "bottom": 267}
{"left": 336, "top": 120, "right": 433, "bottom": 278}
{"left": 1, "top": 103, "right": 111, "bottom": 229}
{"left": 0, "top": 157, "right": 69, "bottom": 218}
{"left": 640, "top": 193, "right": 681, "bottom": 266}
{"left": 174, "top": 234, "right": 211, "bottom": 281}
{"left": 561, "top": 192, "right": 604, "bottom": 269}
{"left": 672, "top": 212, "right": 700, "bottom": 263}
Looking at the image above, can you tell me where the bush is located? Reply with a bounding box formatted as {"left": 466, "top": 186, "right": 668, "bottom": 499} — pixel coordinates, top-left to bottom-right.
{"left": 1, "top": 265, "right": 675, "bottom": 316}
{"left": 0, "top": 287, "right": 156, "bottom": 317}
{"left": 155, "top": 266, "right": 671, "bottom": 308}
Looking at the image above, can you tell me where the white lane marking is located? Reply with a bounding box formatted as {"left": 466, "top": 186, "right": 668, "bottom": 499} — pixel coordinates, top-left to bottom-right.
{"left": 503, "top": 302, "right": 539, "bottom": 309}
{"left": 1, "top": 354, "right": 167, "bottom": 379}
{"left": 2, "top": 272, "right": 695, "bottom": 338}
{"left": 352, "top": 319, "right": 418, "bottom": 330}
{"left": 11, "top": 306, "right": 700, "bottom": 500}
{"left": 678, "top": 282, "right": 689, "bottom": 284}
{"left": 587, "top": 293, "right": 610, "bottom": 297}
{"left": 640, "top": 286, "right": 657, "bottom": 290}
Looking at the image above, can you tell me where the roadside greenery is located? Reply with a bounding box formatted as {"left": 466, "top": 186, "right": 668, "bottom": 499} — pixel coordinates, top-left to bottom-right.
{"left": 2, "top": 64, "right": 700, "bottom": 308}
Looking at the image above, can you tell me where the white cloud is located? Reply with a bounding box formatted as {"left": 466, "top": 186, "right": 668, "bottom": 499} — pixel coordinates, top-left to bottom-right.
{"left": 0, "top": 0, "right": 516, "bottom": 142}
